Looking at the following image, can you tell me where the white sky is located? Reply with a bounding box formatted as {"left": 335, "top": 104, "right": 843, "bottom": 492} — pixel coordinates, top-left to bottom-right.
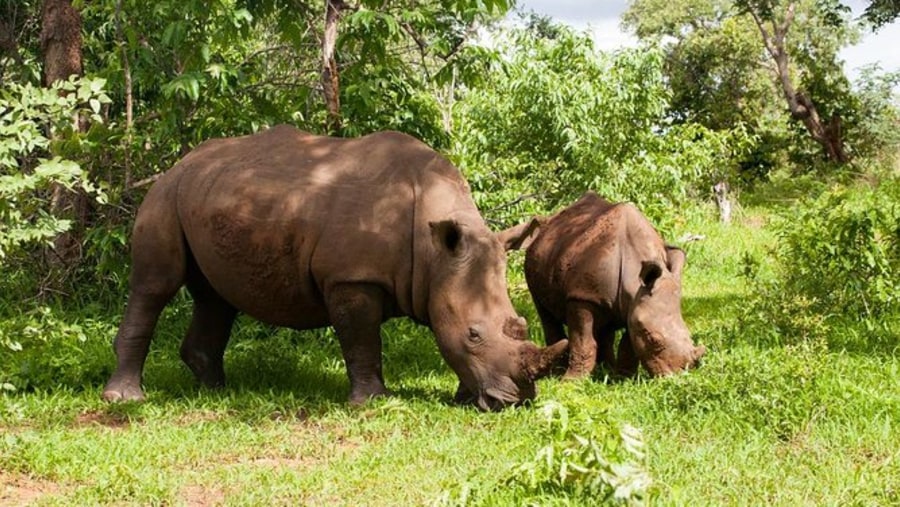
{"left": 514, "top": 0, "right": 900, "bottom": 84}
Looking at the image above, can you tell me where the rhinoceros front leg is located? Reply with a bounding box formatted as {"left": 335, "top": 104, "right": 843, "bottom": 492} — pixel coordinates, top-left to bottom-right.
{"left": 535, "top": 300, "right": 567, "bottom": 346}
{"left": 180, "top": 265, "right": 238, "bottom": 389}
{"left": 595, "top": 324, "right": 618, "bottom": 373}
{"left": 562, "top": 301, "right": 598, "bottom": 379}
{"left": 615, "top": 331, "right": 640, "bottom": 377}
{"left": 326, "top": 283, "right": 390, "bottom": 405}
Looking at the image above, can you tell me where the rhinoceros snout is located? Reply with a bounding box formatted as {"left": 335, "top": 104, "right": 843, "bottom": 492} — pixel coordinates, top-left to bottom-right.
{"left": 642, "top": 341, "right": 706, "bottom": 377}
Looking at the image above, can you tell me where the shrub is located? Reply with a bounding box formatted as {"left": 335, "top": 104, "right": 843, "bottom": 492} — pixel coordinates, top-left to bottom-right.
{"left": 776, "top": 188, "right": 899, "bottom": 317}
{"left": 452, "top": 24, "right": 754, "bottom": 231}
{"left": 0, "top": 77, "right": 110, "bottom": 261}
{"left": 740, "top": 177, "right": 900, "bottom": 348}
{"left": 0, "top": 306, "right": 116, "bottom": 391}
{"left": 0, "top": 77, "right": 116, "bottom": 388}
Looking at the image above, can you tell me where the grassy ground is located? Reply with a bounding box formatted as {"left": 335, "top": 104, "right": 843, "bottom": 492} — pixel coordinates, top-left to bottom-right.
{"left": 1, "top": 202, "right": 898, "bottom": 505}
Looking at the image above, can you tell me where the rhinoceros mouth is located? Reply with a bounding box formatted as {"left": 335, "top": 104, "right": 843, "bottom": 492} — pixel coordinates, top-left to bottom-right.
{"left": 474, "top": 381, "right": 535, "bottom": 412}
{"left": 643, "top": 344, "right": 707, "bottom": 376}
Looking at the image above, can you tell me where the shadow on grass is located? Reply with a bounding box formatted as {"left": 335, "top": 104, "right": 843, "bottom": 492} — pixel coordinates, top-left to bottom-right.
{"left": 126, "top": 314, "right": 464, "bottom": 415}
{"left": 687, "top": 292, "right": 900, "bottom": 358}
{"left": 682, "top": 293, "right": 745, "bottom": 327}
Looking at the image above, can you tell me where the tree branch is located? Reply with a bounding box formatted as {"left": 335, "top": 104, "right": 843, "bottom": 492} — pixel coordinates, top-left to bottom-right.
{"left": 239, "top": 44, "right": 297, "bottom": 67}
{"left": 747, "top": 8, "right": 778, "bottom": 61}
{"left": 401, "top": 21, "right": 432, "bottom": 79}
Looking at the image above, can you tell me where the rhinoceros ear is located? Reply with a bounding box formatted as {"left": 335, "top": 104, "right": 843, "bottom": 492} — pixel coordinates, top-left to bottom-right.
{"left": 639, "top": 260, "right": 664, "bottom": 288}
{"left": 665, "top": 246, "right": 686, "bottom": 279}
{"left": 430, "top": 220, "right": 463, "bottom": 255}
{"left": 497, "top": 217, "right": 543, "bottom": 251}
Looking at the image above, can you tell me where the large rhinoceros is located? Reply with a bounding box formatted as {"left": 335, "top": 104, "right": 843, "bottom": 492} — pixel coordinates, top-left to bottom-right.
{"left": 503, "top": 192, "right": 705, "bottom": 378}
{"left": 102, "top": 125, "right": 567, "bottom": 411}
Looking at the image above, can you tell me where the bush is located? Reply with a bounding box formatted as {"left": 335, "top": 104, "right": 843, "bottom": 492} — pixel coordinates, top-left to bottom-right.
{"left": 740, "top": 177, "right": 900, "bottom": 347}
{"left": 0, "top": 77, "right": 110, "bottom": 261}
{"left": 0, "top": 306, "right": 116, "bottom": 391}
{"left": 452, "top": 24, "right": 754, "bottom": 230}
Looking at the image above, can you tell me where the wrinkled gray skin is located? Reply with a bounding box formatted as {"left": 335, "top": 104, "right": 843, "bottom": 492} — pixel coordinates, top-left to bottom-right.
{"left": 504, "top": 192, "right": 705, "bottom": 378}
{"left": 102, "top": 125, "right": 567, "bottom": 411}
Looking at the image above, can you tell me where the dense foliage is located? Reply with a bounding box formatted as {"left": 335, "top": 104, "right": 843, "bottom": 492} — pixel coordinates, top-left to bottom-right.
{"left": 0, "top": 78, "right": 109, "bottom": 261}
{"left": 454, "top": 22, "right": 754, "bottom": 229}
{"left": 741, "top": 177, "right": 900, "bottom": 348}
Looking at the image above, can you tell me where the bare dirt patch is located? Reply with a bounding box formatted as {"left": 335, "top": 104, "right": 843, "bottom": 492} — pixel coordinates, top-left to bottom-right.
{"left": 0, "top": 472, "right": 61, "bottom": 507}
{"left": 72, "top": 410, "right": 131, "bottom": 429}
{"left": 180, "top": 483, "right": 226, "bottom": 507}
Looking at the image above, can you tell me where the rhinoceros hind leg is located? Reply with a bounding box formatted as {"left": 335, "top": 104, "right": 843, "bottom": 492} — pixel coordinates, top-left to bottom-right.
{"left": 326, "top": 283, "right": 390, "bottom": 405}
{"left": 562, "top": 301, "right": 598, "bottom": 380}
{"left": 180, "top": 259, "right": 238, "bottom": 388}
{"left": 103, "top": 211, "right": 186, "bottom": 402}
{"left": 103, "top": 292, "right": 175, "bottom": 401}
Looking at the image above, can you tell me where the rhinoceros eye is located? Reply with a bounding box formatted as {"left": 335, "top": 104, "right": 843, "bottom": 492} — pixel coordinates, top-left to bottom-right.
{"left": 468, "top": 326, "right": 483, "bottom": 343}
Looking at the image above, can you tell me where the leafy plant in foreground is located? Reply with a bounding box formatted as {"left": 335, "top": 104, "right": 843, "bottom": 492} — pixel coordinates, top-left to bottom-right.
{"left": 437, "top": 398, "right": 650, "bottom": 506}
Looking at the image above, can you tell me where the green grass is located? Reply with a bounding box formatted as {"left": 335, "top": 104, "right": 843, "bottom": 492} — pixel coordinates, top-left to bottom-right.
{"left": 2, "top": 202, "right": 899, "bottom": 505}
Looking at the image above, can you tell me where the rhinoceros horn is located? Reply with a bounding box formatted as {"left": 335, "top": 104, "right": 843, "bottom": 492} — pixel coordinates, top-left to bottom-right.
{"left": 522, "top": 339, "right": 569, "bottom": 380}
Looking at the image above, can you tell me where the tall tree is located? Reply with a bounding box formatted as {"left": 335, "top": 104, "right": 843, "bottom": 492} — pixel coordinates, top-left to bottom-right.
{"left": 322, "top": 0, "right": 352, "bottom": 134}
{"left": 626, "top": 0, "right": 859, "bottom": 167}
{"left": 623, "top": 0, "right": 772, "bottom": 130}
{"left": 40, "top": 0, "right": 81, "bottom": 86}
{"left": 40, "top": 0, "right": 90, "bottom": 265}
{"left": 738, "top": 0, "right": 849, "bottom": 163}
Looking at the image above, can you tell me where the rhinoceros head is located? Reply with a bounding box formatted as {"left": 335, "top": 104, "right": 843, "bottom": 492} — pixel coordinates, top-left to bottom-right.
{"left": 627, "top": 247, "right": 705, "bottom": 376}
{"left": 427, "top": 219, "right": 568, "bottom": 411}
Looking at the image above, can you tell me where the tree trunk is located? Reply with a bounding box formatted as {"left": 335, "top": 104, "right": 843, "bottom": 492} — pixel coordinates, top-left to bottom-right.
{"left": 748, "top": 2, "right": 848, "bottom": 164}
{"left": 41, "top": 0, "right": 90, "bottom": 267}
{"left": 322, "top": 0, "right": 349, "bottom": 135}
{"left": 116, "top": 0, "right": 134, "bottom": 188}
{"left": 713, "top": 181, "right": 732, "bottom": 224}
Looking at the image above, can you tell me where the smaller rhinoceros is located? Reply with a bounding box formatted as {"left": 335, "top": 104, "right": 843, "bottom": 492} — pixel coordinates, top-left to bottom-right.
{"left": 503, "top": 192, "right": 706, "bottom": 378}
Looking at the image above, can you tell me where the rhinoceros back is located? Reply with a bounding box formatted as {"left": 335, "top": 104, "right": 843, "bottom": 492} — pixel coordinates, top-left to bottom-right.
{"left": 164, "top": 125, "right": 451, "bottom": 329}
{"left": 525, "top": 193, "right": 632, "bottom": 319}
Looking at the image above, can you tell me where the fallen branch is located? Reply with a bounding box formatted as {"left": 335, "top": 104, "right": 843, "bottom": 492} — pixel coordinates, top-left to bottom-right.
{"left": 129, "top": 173, "right": 162, "bottom": 189}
